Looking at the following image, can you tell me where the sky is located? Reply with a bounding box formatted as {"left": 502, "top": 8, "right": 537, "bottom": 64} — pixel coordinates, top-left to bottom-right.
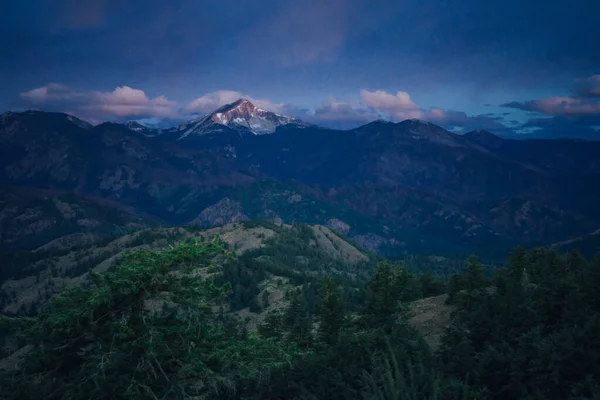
{"left": 2, "top": 0, "right": 600, "bottom": 138}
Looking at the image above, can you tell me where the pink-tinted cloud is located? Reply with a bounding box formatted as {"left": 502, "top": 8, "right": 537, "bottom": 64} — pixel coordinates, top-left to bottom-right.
{"left": 420, "top": 108, "right": 512, "bottom": 133}
{"left": 20, "top": 83, "right": 81, "bottom": 103}
{"left": 84, "top": 86, "right": 175, "bottom": 117}
{"left": 20, "top": 84, "right": 177, "bottom": 120}
{"left": 310, "top": 97, "right": 378, "bottom": 126}
{"left": 502, "top": 96, "right": 600, "bottom": 116}
{"left": 501, "top": 75, "right": 600, "bottom": 118}
{"left": 301, "top": 90, "right": 511, "bottom": 132}
{"left": 359, "top": 89, "right": 420, "bottom": 120}
{"left": 185, "top": 90, "right": 284, "bottom": 114}
{"left": 20, "top": 84, "right": 511, "bottom": 132}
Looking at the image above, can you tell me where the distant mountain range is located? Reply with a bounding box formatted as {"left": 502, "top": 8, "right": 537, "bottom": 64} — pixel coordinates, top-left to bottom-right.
{"left": 2, "top": 99, "right": 600, "bottom": 259}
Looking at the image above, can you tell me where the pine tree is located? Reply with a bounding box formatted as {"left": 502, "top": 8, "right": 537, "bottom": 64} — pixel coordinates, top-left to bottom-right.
{"left": 317, "top": 276, "right": 346, "bottom": 345}
{"left": 584, "top": 253, "right": 600, "bottom": 312}
{"left": 262, "top": 290, "right": 270, "bottom": 308}
{"left": 566, "top": 249, "right": 587, "bottom": 284}
{"left": 460, "top": 256, "right": 488, "bottom": 311}
{"left": 258, "top": 311, "right": 284, "bottom": 339}
{"left": 464, "top": 255, "right": 486, "bottom": 292}
{"left": 0, "top": 238, "right": 299, "bottom": 400}
{"left": 446, "top": 273, "right": 463, "bottom": 305}
{"left": 418, "top": 271, "right": 444, "bottom": 298}
{"left": 364, "top": 262, "right": 411, "bottom": 329}
{"left": 284, "top": 290, "right": 312, "bottom": 346}
{"left": 507, "top": 246, "right": 528, "bottom": 280}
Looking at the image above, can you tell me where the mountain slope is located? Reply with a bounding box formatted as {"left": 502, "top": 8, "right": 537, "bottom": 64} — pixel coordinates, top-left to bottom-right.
{"left": 552, "top": 227, "right": 600, "bottom": 258}
{"left": 0, "top": 186, "right": 149, "bottom": 253}
{"left": 0, "top": 221, "right": 373, "bottom": 316}
{"left": 163, "top": 99, "right": 313, "bottom": 139}
{"left": 2, "top": 106, "right": 600, "bottom": 259}
{"left": 0, "top": 112, "right": 259, "bottom": 222}
{"left": 463, "top": 130, "right": 600, "bottom": 176}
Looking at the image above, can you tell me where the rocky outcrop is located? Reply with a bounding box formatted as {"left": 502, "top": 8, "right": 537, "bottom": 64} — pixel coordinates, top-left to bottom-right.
{"left": 326, "top": 218, "right": 351, "bottom": 235}
{"left": 190, "top": 198, "right": 249, "bottom": 227}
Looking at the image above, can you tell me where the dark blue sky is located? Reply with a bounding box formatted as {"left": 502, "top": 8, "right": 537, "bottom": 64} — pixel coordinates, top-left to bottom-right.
{"left": 2, "top": 0, "right": 600, "bottom": 138}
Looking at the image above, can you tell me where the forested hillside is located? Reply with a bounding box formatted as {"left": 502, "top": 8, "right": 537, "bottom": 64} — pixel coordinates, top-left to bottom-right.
{"left": 1, "top": 235, "right": 599, "bottom": 399}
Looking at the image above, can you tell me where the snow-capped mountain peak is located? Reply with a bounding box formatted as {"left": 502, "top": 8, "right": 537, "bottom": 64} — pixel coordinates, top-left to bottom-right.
{"left": 124, "top": 121, "right": 147, "bottom": 132}
{"left": 169, "top": 98, "right": 312, "bottom": 139}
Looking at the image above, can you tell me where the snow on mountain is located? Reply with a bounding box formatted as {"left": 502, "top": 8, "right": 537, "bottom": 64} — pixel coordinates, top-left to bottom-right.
{"left": 171, "top": 99, "right": 312, "bottom": 139}
{"left": 124, "top": 121, "right": 146, "bottom": 132}
{"left": 123, "top": 121, "right": 161, "bottom": 136}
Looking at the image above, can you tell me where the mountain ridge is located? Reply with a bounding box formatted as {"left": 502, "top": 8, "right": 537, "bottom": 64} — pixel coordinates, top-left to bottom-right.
{"left": 2, "top": 105, "right": 600, "bottom": 259}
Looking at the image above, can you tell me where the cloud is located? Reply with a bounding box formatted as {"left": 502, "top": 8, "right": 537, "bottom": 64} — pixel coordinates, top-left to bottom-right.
{"left": 501, "top": 75, "right": 600, "bottom": 118}
{"left": 287, "top": 89, "right": 420, "bottom": 129}
{"left": 18, "top": 84, "right": 517, "bottom": 135}
{"left": 496, "top": 74, "right": 600, "bottom": 138}
{"left": 184, "top": 90, "right": 379, "bottom": 130}
{"left": 359, "top": 90, "right": 420, "bottom": 120}
{"left": 419, "top": 108, "right": 509, "bottom": 132}
{"left": 20, "top": 83, "right": 78, "bottom": 103}
{"left": 85, "top": 86, "right": 176, "bottom": 117}
{"left": 502, "top": 97, "right": 600, "bottom": 116}
{"left": 575, "top": 75, "right": 600, "bottom": 98}
{"left": 185, "top": 90, "right": 285, "bottom": 115}
{"left": 303, "top": 97, "right": 378, "bottom": 129}
{"left": 285, "top": 89, "right": 514, "bottom": 133}
{"left": 20, "top": 84, "right": 177, "bottom": 121}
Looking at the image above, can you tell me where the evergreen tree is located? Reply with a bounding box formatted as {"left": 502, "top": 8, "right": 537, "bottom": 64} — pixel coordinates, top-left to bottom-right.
{"left": 585, "top": 254, "right": 600, "bottom": 312}
{"left": 417, "top": 270, "right": 445, "bottom": 298}
{"left": 0, "top": 238, "right": 299, "bottom": 400}
{"left": 464, "top": 255, "right": 487, "bottom": 291}
{"left": 317, "top": 276, "right": 346, "bottom": 345}
{"left": 507, "top": 245, "right": 528, "bottom": 280}
{"left": 258, "top": 310, "right": 284, "bottom": 339}
{"left": 284, "top": 289, "right": 313, "bottom": 346}
{"left": 261, "top": 289, "right": 270, "bottom": 308}
{"left": 363, "top": 262, "right": 411, "bottom": 330}
{"left": 446, "top": 273, "right": 464, "bottom": 304}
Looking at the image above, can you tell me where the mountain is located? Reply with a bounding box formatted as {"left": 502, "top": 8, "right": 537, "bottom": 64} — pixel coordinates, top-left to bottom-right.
{"left": 0, "top": 112, "right": 259, "bottom": 222}
{"left": 463, "top": 129, "right": 504, "bottom": 149}
{"left": 0, "top": 186, "right": 149, "bottom": 254}
{"left": 552, "top": 227, "right": 600, "bottom": 258}
{"left": 162, "top": 98, "right": 313, "bottom": 139}
{"left": 2, "top": 103, "right": 600, "bottom": 263}
{"left": 463, "top": 130, "right": 600, "bottom": 176}
{"left": 0, "top": 221, "right": 373, "bottom": 316}
{"left": 123, "top": 121, "right": 160, "bottom": 136}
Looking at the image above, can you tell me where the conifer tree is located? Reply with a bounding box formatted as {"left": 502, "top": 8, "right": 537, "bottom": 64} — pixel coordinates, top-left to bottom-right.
{"left": 364, "top": 262, "right": 411, "bottom": 329}
{"left": 284, "top": 289, "right": 313, "bottom": 345}
{"left": 584, "top": 253, "right": 600, "bottom": 312}
{"left": 464, "top": 255, "right": 487, "bottom": 292}
{"left": 258, "top": 310, "right": 284, "bottom": 339}
{"left": 446, "top": 273, "right": 463, "bottom": 304}
{"left": 317, "top": 276, "right": 346, "bottom": 345}
{"left": 418, "top": 270, "right": 444, "bottom": 298}
{"left": 507, "top": 245, "right": 528, "bottom": 279}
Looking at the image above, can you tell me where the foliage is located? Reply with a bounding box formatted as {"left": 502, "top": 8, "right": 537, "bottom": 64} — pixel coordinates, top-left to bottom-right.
{"left": 0, "top": 238, "right": 301, "bottom": 399}
{"left": 362, "top": 262, "right": 420, "bottom": 329}
{"left": 3, "top": 225, "right": 600, "bottom": 400}
{"left": 439, "top": 247, "right": 600, "bottom": 400}
{"left": 317, "top": 276, "right": 347, "bottom": 345}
